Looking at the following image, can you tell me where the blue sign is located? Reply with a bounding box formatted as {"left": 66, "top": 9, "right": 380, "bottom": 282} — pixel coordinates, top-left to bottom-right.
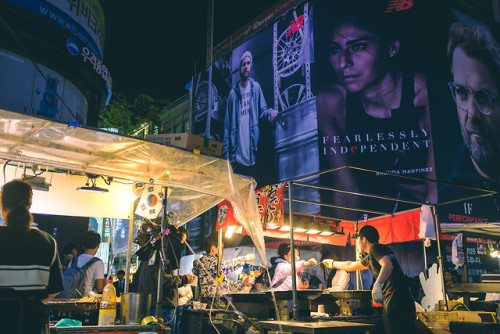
{"left": 66, "top": 37, "right": 80, "bottom": 56}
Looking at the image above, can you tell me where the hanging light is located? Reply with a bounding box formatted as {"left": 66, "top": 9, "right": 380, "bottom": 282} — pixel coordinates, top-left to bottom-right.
{"left": 488, "top": 241, "right": 499, "bottom": 258}
{"left": 225, "top": 225, "right": 238, "bottom": 239}
{"left": 278, "top": 225, "right": 291, "bottom": 232}
{"left": 77, "top": 174, "right": 109, "bottom": 193}
{"left": 293, "top": 221, "right": 308, "bottom": 233}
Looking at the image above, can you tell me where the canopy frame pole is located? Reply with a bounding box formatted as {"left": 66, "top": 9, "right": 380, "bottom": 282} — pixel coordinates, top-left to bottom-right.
{"left": 124, "top": 201, "right": 134, "bottom": 293}
{"left": 216, "top": 227, "right": 223, "bottom": 306}
{"left": 156, "top": 186, "right": 168, "bottom": 316}
{"left": 355, "top": 218, "right": 361, "bottom": 290}
{"left": 461, "top": 231, "right": 470, "bottom": 307}
{"left": 423, "top": 240, "right": 428, "bottom": 279}
{"left": 432, "top": 205, "right": 448, "bottom": 311}
{"left": 288, "top": 181, "right": 298, "bottom": 320}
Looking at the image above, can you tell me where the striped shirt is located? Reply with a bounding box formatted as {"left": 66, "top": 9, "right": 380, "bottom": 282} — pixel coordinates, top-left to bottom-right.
{"left": 0, "top": 226, "right": 64, "bottom": 332}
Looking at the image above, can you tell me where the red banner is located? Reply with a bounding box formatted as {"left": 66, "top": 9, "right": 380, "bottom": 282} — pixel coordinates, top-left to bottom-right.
{"left": 217, "top": 183, "right": 285, "bottom": 230}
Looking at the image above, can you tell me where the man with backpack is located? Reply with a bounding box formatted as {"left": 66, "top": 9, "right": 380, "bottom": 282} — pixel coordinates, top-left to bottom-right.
{"left": 59, "top": 230, "right": 104, "bottom": 298}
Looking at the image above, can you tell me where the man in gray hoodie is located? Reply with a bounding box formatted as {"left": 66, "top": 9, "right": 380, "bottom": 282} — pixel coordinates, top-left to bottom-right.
{"left": 223, "top": 51, "right": 278, "bottom": 179}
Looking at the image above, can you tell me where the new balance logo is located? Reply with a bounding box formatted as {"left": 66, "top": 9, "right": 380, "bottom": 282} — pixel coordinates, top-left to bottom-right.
{"left": 384, "top": 0, "right": 414, "bottom": 13}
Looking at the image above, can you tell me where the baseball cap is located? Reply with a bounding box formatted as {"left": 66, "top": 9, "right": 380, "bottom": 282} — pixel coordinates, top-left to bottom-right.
{"left": 351, "top": 225, "right": 379, "bottom": 243}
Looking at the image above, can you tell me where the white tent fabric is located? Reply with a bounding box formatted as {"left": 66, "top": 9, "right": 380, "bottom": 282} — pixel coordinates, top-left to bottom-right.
{"left": 0, "top": 109, "right": 267, "bottom": 264}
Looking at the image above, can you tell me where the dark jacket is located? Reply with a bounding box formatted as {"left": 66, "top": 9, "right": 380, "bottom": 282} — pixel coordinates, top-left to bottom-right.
{"left": 133, "top": 228, "right": 189, "bottom": 308}
{"left": 134, "top": 260, "right": 189, "bottom": 308}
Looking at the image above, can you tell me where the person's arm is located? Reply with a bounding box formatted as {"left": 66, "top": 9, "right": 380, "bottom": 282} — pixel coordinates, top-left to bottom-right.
{"left": 94, "top": 260, "right": 105, "bottom": 293}
{"left": 42, "top": 293, "right": 59, "bottom": 304}
{"left": 164, "top": 273, "right": 195, "bottom": 289}
{"left": 256, "top": 85, "right": 274, "bottom": 121}
{"left": 221, "top": 255, "right": 248, "bottom": 274}
{"left": 324, "top": 259, "right": 367, "bottom": 272}
{"left": 95, "top": 279, "right": 105, "bottom": 293}
{"left": 45, "top": 239, "right": 64, "bottom": 302}
{"left": 370, "top": 255, "right": 393, "bottom": 303}
{"left": 374, "top": 255, "right": 393, "bottom": 285}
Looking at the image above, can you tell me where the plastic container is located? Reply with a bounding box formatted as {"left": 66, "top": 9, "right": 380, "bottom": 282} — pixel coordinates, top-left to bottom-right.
{"left": 98, "top": 280, "right": 117, "bottom": 326}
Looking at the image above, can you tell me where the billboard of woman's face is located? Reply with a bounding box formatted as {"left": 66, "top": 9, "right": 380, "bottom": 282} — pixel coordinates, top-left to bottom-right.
{"left": 314, "top": 0, "right": 436, "bottom": 220}
{"left": 328, "top": 21, "right": 396, "bottom": 94}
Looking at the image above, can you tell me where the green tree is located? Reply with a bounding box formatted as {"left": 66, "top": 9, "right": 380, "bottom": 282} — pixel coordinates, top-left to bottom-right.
{"left": 132, "top": 94, "right": 169, "bottom": 129}
{"left": 100, "top": 92, "right": 170, "bottom": 136}
{"left": 100, "top": 92, "right": 135, "bottom": 134}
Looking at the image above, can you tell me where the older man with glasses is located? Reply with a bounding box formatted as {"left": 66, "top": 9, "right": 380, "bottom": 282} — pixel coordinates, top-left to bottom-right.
{"left": 446, "top": 22, "right": 500, "bottom": 216}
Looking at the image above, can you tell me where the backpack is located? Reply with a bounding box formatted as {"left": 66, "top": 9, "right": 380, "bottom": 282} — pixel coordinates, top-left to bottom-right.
{"left": 58, "top": 255, "right": 100, "bottom": 298}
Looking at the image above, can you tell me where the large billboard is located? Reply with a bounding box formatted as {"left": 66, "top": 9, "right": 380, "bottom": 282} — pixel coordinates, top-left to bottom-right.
{"left": 194, "top": 0, "right": 500, "bottom": 224}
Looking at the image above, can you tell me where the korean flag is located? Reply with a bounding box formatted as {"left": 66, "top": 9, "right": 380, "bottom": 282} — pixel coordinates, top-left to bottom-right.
{"left": 135, "top": 185, "right": 170, "bottom": 219}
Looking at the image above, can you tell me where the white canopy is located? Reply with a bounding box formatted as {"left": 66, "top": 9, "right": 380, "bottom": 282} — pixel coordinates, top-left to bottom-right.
{"left": 0, "top": 109, "right": 266, "bottom": 263}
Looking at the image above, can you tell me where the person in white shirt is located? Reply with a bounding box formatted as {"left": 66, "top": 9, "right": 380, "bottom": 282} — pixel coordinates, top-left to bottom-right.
{"left": 77, "top": 230, "right": 105, "bottom": 296}
{"left": 271, "top": 244, "right": 317, "bottom": 291}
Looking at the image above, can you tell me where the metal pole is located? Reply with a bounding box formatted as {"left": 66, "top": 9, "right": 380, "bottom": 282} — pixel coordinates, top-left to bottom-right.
{"left": 423, "top": 240, "right": 428, "bottom": 278}
{"left": 205, "top": 66, "right": 212, "bottom": 138}
{"left": 124, "top": 201, "right": 134, "bottom": 293}
{"left": 206, "top": 0, "right": 214, "bottom": 68}
{"left": 216, "top": 228, "right": 222, "bottom": 307}
{"left": 432, "top": 205, "right": 448, "bottom": 311}
{"left": 355, "top": 218, "right": 362, "bottom": 290}
{"left": 461, "top": 232, "right": 470, "bottom": 307}
{"left": 288, "top": 181, "right": 298, "bottom": 320}
{"left": 156, "top": 186, "right": 168, "bottom": 315}
{"left": 189, "top": 75, "right": 193, "bottom": 134}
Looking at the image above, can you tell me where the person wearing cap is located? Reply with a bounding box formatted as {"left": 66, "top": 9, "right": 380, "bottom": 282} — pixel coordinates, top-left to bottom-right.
{"left": 223, "top": 50, "right": 278, "bottom": 181}
{"left": 323, "top": 225, "right": 415, "bottom": 334}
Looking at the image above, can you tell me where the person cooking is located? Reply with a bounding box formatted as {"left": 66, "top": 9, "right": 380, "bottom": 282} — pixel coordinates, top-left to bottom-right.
{"left": 271, "top": 244, "right": 317, "bottom": 291}
{"left": 323, "top": 225, "right": 415, "bottom": 334}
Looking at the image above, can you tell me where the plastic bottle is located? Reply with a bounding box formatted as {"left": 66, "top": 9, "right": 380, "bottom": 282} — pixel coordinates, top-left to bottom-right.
{"left": 98, "top": 280, "right": 117, "bottom": 326}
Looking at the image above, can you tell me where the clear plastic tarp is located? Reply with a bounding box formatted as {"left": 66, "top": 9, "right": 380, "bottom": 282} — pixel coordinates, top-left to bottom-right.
{"left": 0, "top": 109, "right": 267, "bottom": 263}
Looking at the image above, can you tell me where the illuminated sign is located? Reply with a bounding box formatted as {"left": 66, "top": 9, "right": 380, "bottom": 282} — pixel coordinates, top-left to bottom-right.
{"left": 65, "top": 37, "right": 112, "bottom": 90}
{"left": 6, "top": 0, "right": 105, "bottom": 58}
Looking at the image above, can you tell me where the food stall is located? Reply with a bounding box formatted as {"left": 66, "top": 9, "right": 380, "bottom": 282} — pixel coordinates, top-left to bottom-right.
{"left": 2, "top": 109, "right": 498, "bottom": 334}
{"left": 0, "top": 108, "right": 264, "bottom": 333}
{"left": 206, "top": 167, "right": 499, "bottom": 333}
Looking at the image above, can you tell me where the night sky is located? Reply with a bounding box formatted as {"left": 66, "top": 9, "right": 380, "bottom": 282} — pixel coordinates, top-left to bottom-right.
{"left": 101, "top": 0, "right": 279, "bottom": 102}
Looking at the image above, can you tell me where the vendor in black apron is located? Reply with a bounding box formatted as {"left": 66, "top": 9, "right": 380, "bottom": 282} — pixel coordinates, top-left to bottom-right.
{"left": 323, "top": 225, "right": 415, "bottom": 334}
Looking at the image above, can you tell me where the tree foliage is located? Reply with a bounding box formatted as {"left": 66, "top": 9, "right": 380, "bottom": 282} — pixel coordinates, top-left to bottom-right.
{"left": 100, "top": 92, "right": 170, "bottom": 136}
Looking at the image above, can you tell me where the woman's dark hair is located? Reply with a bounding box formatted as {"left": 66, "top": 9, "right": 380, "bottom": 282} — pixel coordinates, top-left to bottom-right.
{"left": 444, "top": 269, "right": 460, "bottom": 283}
{"left": 329, "top": 2, "right": 401, "bottom": 51}
{"left": 315, "top": 0, "right": 407, "bottom": 87}
{"left": 283, "top": 244, "right": 300, "bottom": 257}
{"left": 0, "top": 180, "right": 33, "bottom": 233}
{"left": 277, "top": 243, "right": 289, "bottom": 257}
{"left": 205, "top": 236, "right": 219, "bottom": 253}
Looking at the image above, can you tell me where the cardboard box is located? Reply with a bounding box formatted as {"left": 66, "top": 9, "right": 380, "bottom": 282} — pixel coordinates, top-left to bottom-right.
{"left": 146, "top": 133, "right": 222, "bottom": 156}
{"left": 417, "top": 311, "right": 497, "bottom": 333}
